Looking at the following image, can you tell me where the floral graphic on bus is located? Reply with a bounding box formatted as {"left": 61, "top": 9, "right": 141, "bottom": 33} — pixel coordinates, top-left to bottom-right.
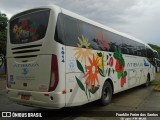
{"left": 74, "top": 35, "right": 128, "bottom": 99}
{"left": 97, "top": 32, "right": 110, "bottom": 51}
{"left": 113, "top": 52, "right": 127, "bottom": 87}
{"left": 12, "top": 20, "right": 39, "bottom": 42}
{"left": 21, "top": 20, "right": 27, "bottom": 28}
{"left": 77, "top": 35, "right": 90, "bottom": 48}
{"left": 96, "top": 52, "right": 106, "bottom": 71}
{"left": 109, "top": 56, "right": 114, "bottom": 67}
{"left": 74, "top": 48, "right": 92, "bottom": 65}
{"left": 75, "top": 54, "right": 101, "bottom": 99}
{"left": 83, "top": 54, "right": 99, "bottom": 89}
{"left": 13, "top": 25, "right": 22, "bottom": 40}
{"left": 105, "top": 54, "right": 115, "bottom": 77}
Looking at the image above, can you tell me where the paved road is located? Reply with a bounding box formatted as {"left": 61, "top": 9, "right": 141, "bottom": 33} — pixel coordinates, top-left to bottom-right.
{"left": 0, "top": 77, "right": 160, "bottom": 120}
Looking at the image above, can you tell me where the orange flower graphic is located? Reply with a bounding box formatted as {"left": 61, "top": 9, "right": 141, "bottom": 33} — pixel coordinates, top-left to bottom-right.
{"left": 83, "top": 54, "right": 99, "bottom": 89}
{"left": 74, "top": 48, "right": 92, "bottom": 64}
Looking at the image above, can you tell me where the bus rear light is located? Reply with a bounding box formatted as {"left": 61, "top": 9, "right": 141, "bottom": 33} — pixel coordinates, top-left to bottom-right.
{"left": 49, "top": 55, "right": 59, "bottom": 92}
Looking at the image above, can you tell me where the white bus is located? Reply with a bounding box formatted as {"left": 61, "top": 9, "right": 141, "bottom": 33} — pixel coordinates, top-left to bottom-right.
{"left": 7, "top": 5, "right": 156, "bottom": 109}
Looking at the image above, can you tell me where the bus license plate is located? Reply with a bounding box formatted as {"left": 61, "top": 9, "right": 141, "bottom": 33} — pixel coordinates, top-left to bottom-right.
{"left": 21, "top": 95, "right": 30, "bottom": 100}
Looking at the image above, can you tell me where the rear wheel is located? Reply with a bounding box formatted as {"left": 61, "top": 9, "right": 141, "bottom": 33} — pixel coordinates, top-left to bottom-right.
{"left": 100, "top": 81, "right": 112, "bottom": 106}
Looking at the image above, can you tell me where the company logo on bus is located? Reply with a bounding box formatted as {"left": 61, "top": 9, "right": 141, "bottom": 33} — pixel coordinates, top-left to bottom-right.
{"left": 144, "top": 59, "right": 149, "bottom": 67}
{"left": 21, "top": 68, "right": 29, "bottom": 75}
{"left": 14, "top": 63, "right": 39, "bottom": 68}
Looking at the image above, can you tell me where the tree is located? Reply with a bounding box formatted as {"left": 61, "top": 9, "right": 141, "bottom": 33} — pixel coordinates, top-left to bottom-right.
{"left": 0, "top": 12, "right": 8, "bottom": 73}
{"left": 0, "top": 12, "right": 8, "bottom": 30}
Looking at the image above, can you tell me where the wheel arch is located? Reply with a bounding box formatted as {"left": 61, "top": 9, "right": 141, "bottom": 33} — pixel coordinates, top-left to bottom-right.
{"left": 147, "top": 73, "right": 150, "bottom": 81}
{"left": 105, "top": 78, "right": 114, "bottom": 94}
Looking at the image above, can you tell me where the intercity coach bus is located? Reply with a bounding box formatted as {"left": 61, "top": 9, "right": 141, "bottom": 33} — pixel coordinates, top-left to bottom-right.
{"left": 7, "top": 5, "right": 156, "bottom": 109}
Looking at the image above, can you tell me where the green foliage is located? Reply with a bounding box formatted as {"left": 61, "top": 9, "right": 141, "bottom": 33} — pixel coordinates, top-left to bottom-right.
{"left": 0, "top": 12, "right": 8, "bottom": 31}
{"left": 0, "top": 12, "right": 8, "bottom": 73}
{"left": 148, "top": 43, "right": 160, "bottom": 59}
{"left": 0, "top": 11, "right": 8, "bottom": 56}
{"left": 151, "top": 80, "right": 160, "bottom": 85}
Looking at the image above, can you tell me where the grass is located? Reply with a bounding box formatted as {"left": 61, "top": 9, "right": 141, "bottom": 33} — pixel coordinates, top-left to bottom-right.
{"left": 151, "top": 72, "right": 160, "bottom": 92}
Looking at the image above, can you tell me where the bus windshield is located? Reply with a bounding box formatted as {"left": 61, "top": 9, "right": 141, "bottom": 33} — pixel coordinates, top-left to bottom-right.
{"left": 10, "top": 9, "right": 50, "bottom": 44}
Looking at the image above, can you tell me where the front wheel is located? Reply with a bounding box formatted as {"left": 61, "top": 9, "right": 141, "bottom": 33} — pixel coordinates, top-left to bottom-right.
{"left": 100, "top": 81, "right": 112, "bottom": 106}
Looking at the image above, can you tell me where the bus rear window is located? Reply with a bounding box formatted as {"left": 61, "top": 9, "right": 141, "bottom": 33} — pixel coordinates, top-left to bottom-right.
{"left": 10, "top": 9, "right": 50, "bottom": 44}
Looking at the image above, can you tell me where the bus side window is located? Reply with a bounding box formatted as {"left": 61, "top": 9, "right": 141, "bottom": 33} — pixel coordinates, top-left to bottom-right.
{"left": 78, "top": 21, "right": 100, "bottom": 50}
{"left": 63, "top": 15, "right": 79, "bottom": 47}
{"left": 121, "top": 37, "right": 131, "bottom": 55}
{"left": 107, "top": 31, "right": 122, "bottom": 53}
{"left": 146, "top": 47, "right": 155, "bottom": 65}
{"left": 141, "top": 45, "right": 146, "bottom": 57}
{"left": 54, "top": 14, "right": 65, "bottom": 44}
{"left": 132, "top": 41, "right": 137, "bottom": 56}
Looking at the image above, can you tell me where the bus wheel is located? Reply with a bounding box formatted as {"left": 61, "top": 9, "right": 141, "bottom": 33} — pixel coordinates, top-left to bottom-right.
{"left": 145, "top": 76, "right": 150, "bottom": 87}
{"left": 100, "top": 81, "right": 112, "bottom": 106}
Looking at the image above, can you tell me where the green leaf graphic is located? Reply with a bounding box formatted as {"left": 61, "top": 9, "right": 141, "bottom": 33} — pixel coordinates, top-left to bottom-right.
{"left": 98, "top": 67, "right": 105, "bottom": 77}
{"left": 113, "top": 53, "right": 120, "bottom": 60}
{"left": 76, "top": 60, "right": 85, "bottom": 73}
{"left": 106, "top": 55, "right": 109, "bottom": 60}
{"left": 117, "top": 72, "right": 122, "bottom": 79}
{"left": 120, "top": 57, "right": 125, "bottom": 68}
{"left": 108, "top": 68, "right": 111, "bottom": 76}
{"left": 75, "top": 77, "right": 85, "bottom": 91}
{"left": 97, "top": 52, "right": 102, "bottom": 57}
{"left": 123, "top": 71, "right": 127, "bottom": 77}
{"left": 89, "top": 85, "right": 99, "bottom": 94}
{"left": 113, "top": 69, "right": 115, "bottom": 74}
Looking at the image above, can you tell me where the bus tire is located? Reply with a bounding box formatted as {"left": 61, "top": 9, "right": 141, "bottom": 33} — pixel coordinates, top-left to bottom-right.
{"left": 100, "top": 81, "right": 112, "bottom": 106}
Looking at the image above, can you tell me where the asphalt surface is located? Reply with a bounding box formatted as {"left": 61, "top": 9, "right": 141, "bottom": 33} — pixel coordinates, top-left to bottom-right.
{"left": 0, "top": 75, "right": 160, "bottom": 120}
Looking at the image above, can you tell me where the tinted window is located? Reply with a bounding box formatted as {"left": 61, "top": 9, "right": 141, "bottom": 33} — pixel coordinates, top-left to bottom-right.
{"left": 55, "top": 14, "right": 65, "bottom": 44}
{"left": 107, "top": 32, "right": 122, "bottom": 52}
{"left": 140, "top": 44, "right": 146, "bottom": 57}
{"left": 79, "top": 21, "right": 101, "bottom": 49}
{"left": 146, "top": 47, "right": 155, "bottom": 65}
{"left": 128, "top": 40, "right": 136, "bottom": 55}
{"left": 55, "top": 13, "right": 148, "bottom": 57}
{"left": 10, "top": 10, "right": 50, "bottom": 44}
{"left": 129, "top": 40, "right": 137, "bottom": 55}
{"left": 121, "top": 37, "right": 130, "bottom": 54}
{"left": 146, "top": 47, "right": 153, "bottom": 58}
{"left": 63, "top": 15, "right": 80, "bottom": 46}
{"left": 136, "top": 42, "right": 142, "bottom": 56}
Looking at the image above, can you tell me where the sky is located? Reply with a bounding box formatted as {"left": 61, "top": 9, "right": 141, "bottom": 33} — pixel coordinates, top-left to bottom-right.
{"left": 0, "top": 0, "right": 160, "bottom": 46}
